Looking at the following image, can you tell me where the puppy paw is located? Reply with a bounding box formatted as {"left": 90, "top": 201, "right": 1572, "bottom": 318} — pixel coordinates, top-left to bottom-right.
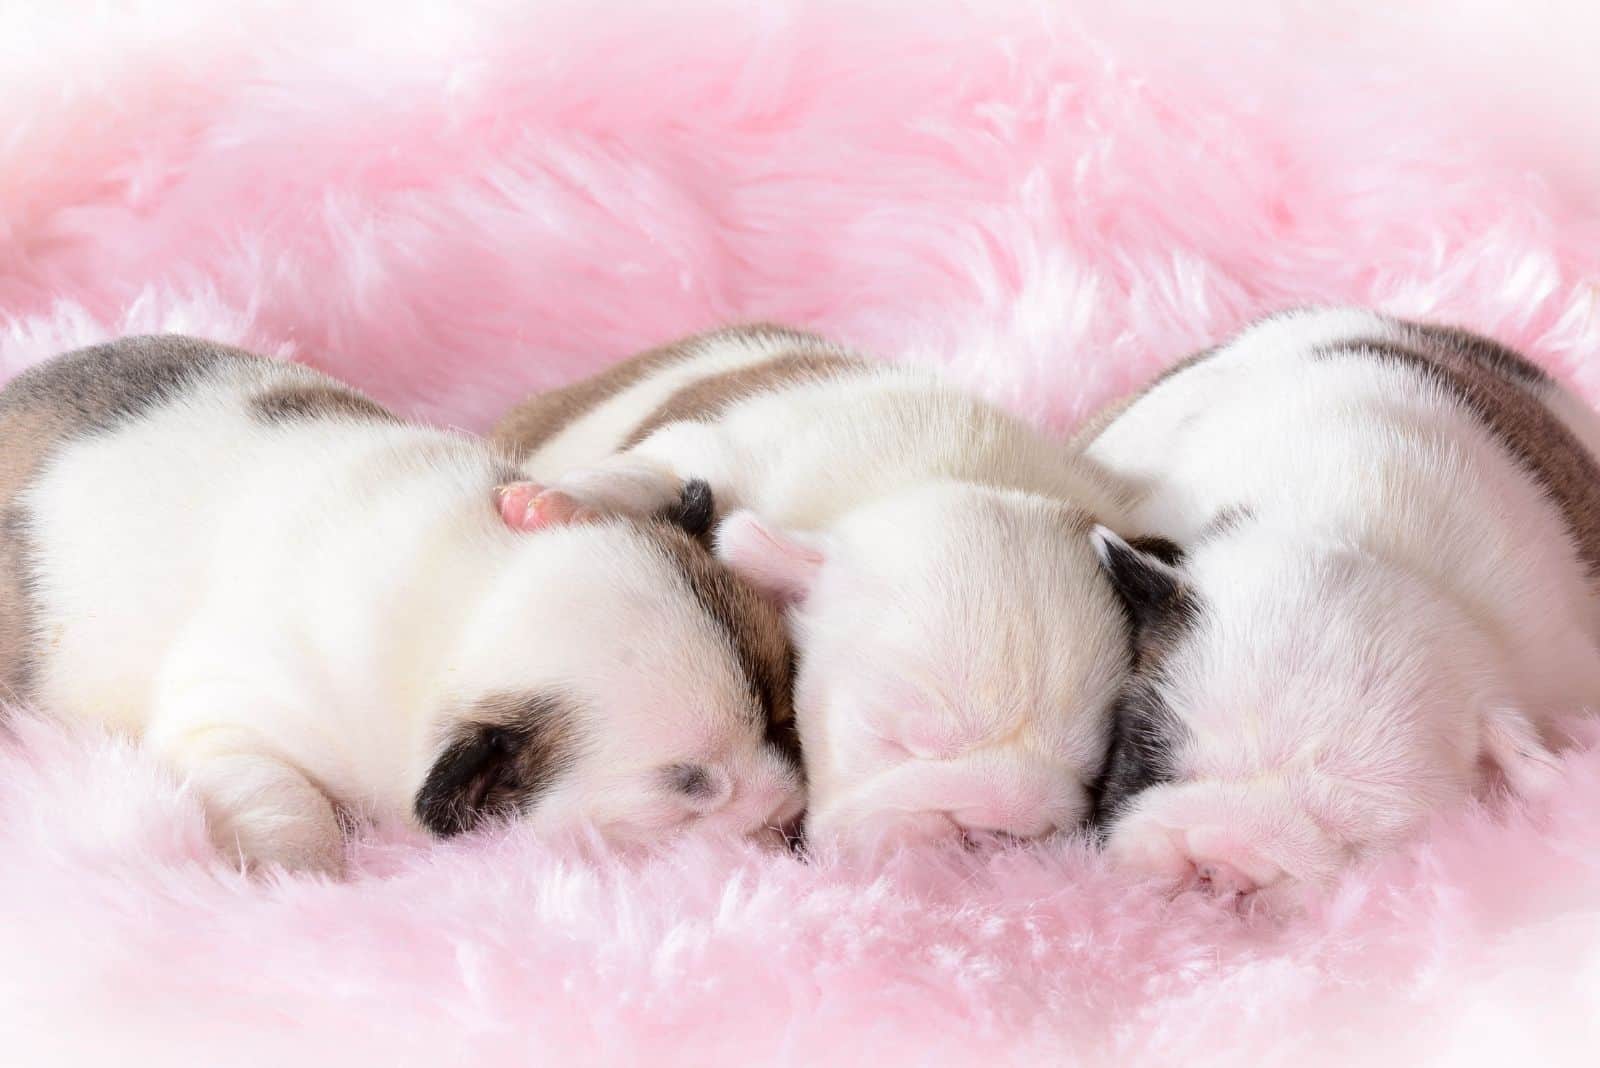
{"left": 495, "top": 460, "right": 681, "bottom": 531}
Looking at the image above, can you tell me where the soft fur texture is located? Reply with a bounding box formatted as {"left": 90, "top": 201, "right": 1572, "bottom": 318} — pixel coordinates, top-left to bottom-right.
{"left": 4, "top": 1, "right": 1600, "bottom": 1064}
{"left": 1084, "top": 308, "right": 1600, "bottom": 908}
{"left": 498, "top": 326, "right": 1132, "bottom": 850}
{"left": 4, "top": 338, "right": 800, "bottom": 872}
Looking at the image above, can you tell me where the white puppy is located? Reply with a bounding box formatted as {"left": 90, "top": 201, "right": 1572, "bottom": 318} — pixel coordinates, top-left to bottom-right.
{"left": 0, "top": 336, "right": 802, "bottom": 874}
{"left": 493, "top": 326, "right": 1135, "bottom": 851}
{"left": 1084, "top": 307, "right": 1600, "bottom": 908}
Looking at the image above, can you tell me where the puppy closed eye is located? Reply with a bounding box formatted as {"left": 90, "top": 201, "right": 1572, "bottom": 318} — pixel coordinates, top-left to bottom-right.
{"left": 663, "top": 763, "right": 731, "bottom": 811}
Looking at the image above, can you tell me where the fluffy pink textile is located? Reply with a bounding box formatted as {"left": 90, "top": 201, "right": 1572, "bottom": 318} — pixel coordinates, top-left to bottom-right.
{"left": 3, "top": 2, "right": 1599, "bottom": 1063}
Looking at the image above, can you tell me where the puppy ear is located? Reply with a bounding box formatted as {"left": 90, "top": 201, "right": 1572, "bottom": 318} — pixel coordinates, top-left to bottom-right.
{"left": 654, "top": 478, "right": 716, "bottom": 542}
{"left": 493, "top": 482, "right": 598, "bottom": 531}
{"left": 715, "top": 510, "right": 825, "bottom": 604}
{"left": 1090, "top": 525, "right": 1187, "bottom": 629}
{"left": 1480, "top": 704, "right": 1563, "bottom": 800}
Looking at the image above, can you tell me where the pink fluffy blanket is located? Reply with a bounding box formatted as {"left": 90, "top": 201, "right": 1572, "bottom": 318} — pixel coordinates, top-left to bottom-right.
{"left": 4, "top": 2, "right": 1600, "bottom": 1064}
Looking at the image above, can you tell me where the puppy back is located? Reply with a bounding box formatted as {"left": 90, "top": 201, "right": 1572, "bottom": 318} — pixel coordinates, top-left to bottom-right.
{"left": 1330, "top": 318, "right": 1600, "bottom": 578}
{"left": 491, "top": 325, "right": 865, "bottom": 466}
{"left": 0, "top": 335, "right": 398, "bottom": 701}
{"left": 1113, "top": 309, "right": 1600, "bottom": 576}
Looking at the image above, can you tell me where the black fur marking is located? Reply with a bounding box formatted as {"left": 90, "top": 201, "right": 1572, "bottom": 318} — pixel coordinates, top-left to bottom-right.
{"left": 1088, "top": 532, "right": 1201, "bottom": 832}
{"left": 1095, "top": 532, "right": 1192, "bottom": 635}
{"left": 413, "top": 693, "right": 577, "bottom": 837}
{"left": 1125, "top": 535, "right": 1185, "bottom": 567}
{"left": 656, "top": 478, "right": 716, "bottom": 542}
{"left": 1089, "top": 678, "right": 1191, "bottom": 829}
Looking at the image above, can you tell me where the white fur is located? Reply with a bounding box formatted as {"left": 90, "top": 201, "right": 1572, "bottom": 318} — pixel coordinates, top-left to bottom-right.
{"left": 1085, "top": 307, "right": 1600, "bottom": 905}
{"left": 518, "top": 332, "right": 1133, "bottom": 850}
{"left": 24, "top": 356, "right": 801, "bottom": 872}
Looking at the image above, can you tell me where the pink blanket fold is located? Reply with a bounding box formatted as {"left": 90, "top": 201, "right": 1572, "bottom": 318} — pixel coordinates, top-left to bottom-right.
{"left": 3, "top": 2, "right": 1599, "bottom": 1064}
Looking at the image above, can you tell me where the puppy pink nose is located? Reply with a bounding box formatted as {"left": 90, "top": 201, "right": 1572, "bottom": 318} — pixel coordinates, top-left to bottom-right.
{"left": 1193, "top": 859, "right": 1255, "bottom": 898}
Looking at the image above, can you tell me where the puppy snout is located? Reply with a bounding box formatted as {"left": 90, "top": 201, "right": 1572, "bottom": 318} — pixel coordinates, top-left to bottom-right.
{"left": 1181, "top": 825, "right": 1283, "bottom": 895}
{"left": 1192, "top": 859, "right": 1255, "bottom": 898}
{"left": 704, "top": 758, "right": 805, "bottom": 840}
{"left": 948, "top": 804, "right": 1057, "bottom": 842}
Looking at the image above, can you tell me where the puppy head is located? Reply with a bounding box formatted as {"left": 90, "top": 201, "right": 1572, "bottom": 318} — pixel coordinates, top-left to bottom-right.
{"left": 1092, "top": 524, "right": 1556, "bottom": 910}
{"left": 414, "top": 509, "right": 802, "bottom": 846}
{"left": 717, "top": 481, "right": 1129, "bottom": 853}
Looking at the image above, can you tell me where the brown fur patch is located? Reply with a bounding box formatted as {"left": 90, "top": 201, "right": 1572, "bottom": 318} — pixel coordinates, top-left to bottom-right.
{"left": 413, "top": 691, "right": 579, "bottom": 836}
{"left": 490, "top": 324, "right": 857, "bottom": 461}
{"left": 620, "top": 349, "right": 864, "bottom": 450}
{"left": 0, "top": 335, "right": 247, "bottom": 701}
{"left": 1319, "top": 328, "right": 1600, "bottom": 577}
{"left": 640, "top": 521, "right": 800, "bottom": 765}
{"left": 490, "top": 339, "right": 703, "bottom": 462}
{"left": 1405, "top": 321, "right": 1549, "bottom": 386}
{"left": 250, "top": 383, "right": 396, "bottom": 425}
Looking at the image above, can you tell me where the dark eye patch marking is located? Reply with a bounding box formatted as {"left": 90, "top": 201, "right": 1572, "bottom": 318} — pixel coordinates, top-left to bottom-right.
{"left": 414, "top": 692, "right": 578, "bottom": 837}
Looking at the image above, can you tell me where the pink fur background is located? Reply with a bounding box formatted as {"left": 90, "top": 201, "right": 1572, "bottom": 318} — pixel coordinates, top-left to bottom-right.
{"left": 3, "top": 1, "right": 1599, "bottom": 1063}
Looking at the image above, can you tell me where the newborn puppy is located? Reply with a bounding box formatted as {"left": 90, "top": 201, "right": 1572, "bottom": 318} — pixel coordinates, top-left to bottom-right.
{"left": 492, "top": 326, "right": 1134, "bottom": 852}
{"left": 0, "top": 336, "right": 801, "bottom": 873}
{"left": 1084, "top": 307, "right": 1600, "bottom": 908}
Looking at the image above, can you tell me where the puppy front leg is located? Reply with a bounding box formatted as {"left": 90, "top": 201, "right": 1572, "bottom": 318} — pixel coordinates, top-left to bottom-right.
{"left": 149, "top": 720, "right": 345, "bottom": 876}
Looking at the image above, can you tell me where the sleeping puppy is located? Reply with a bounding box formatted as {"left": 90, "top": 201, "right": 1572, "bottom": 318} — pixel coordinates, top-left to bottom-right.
{"left": 1083, "top": 307, "right": 1600, "bottom": 908}
{"left": 492, "top": 326, "right": 1135, "bottom": 852}
{"left": 0, "top": 336, "right": 801, "bottom": 874}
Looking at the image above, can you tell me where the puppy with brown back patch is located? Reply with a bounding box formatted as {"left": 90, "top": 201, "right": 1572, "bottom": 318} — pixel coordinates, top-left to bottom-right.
{"left": 0, "top": 336, "right": 801, "bottom": 874}
{"left": 1084, "top": 307, "right": 1600, "bottom": 910}
{"left": 493, "top": 326, "right": 1137, "bottom": 853}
